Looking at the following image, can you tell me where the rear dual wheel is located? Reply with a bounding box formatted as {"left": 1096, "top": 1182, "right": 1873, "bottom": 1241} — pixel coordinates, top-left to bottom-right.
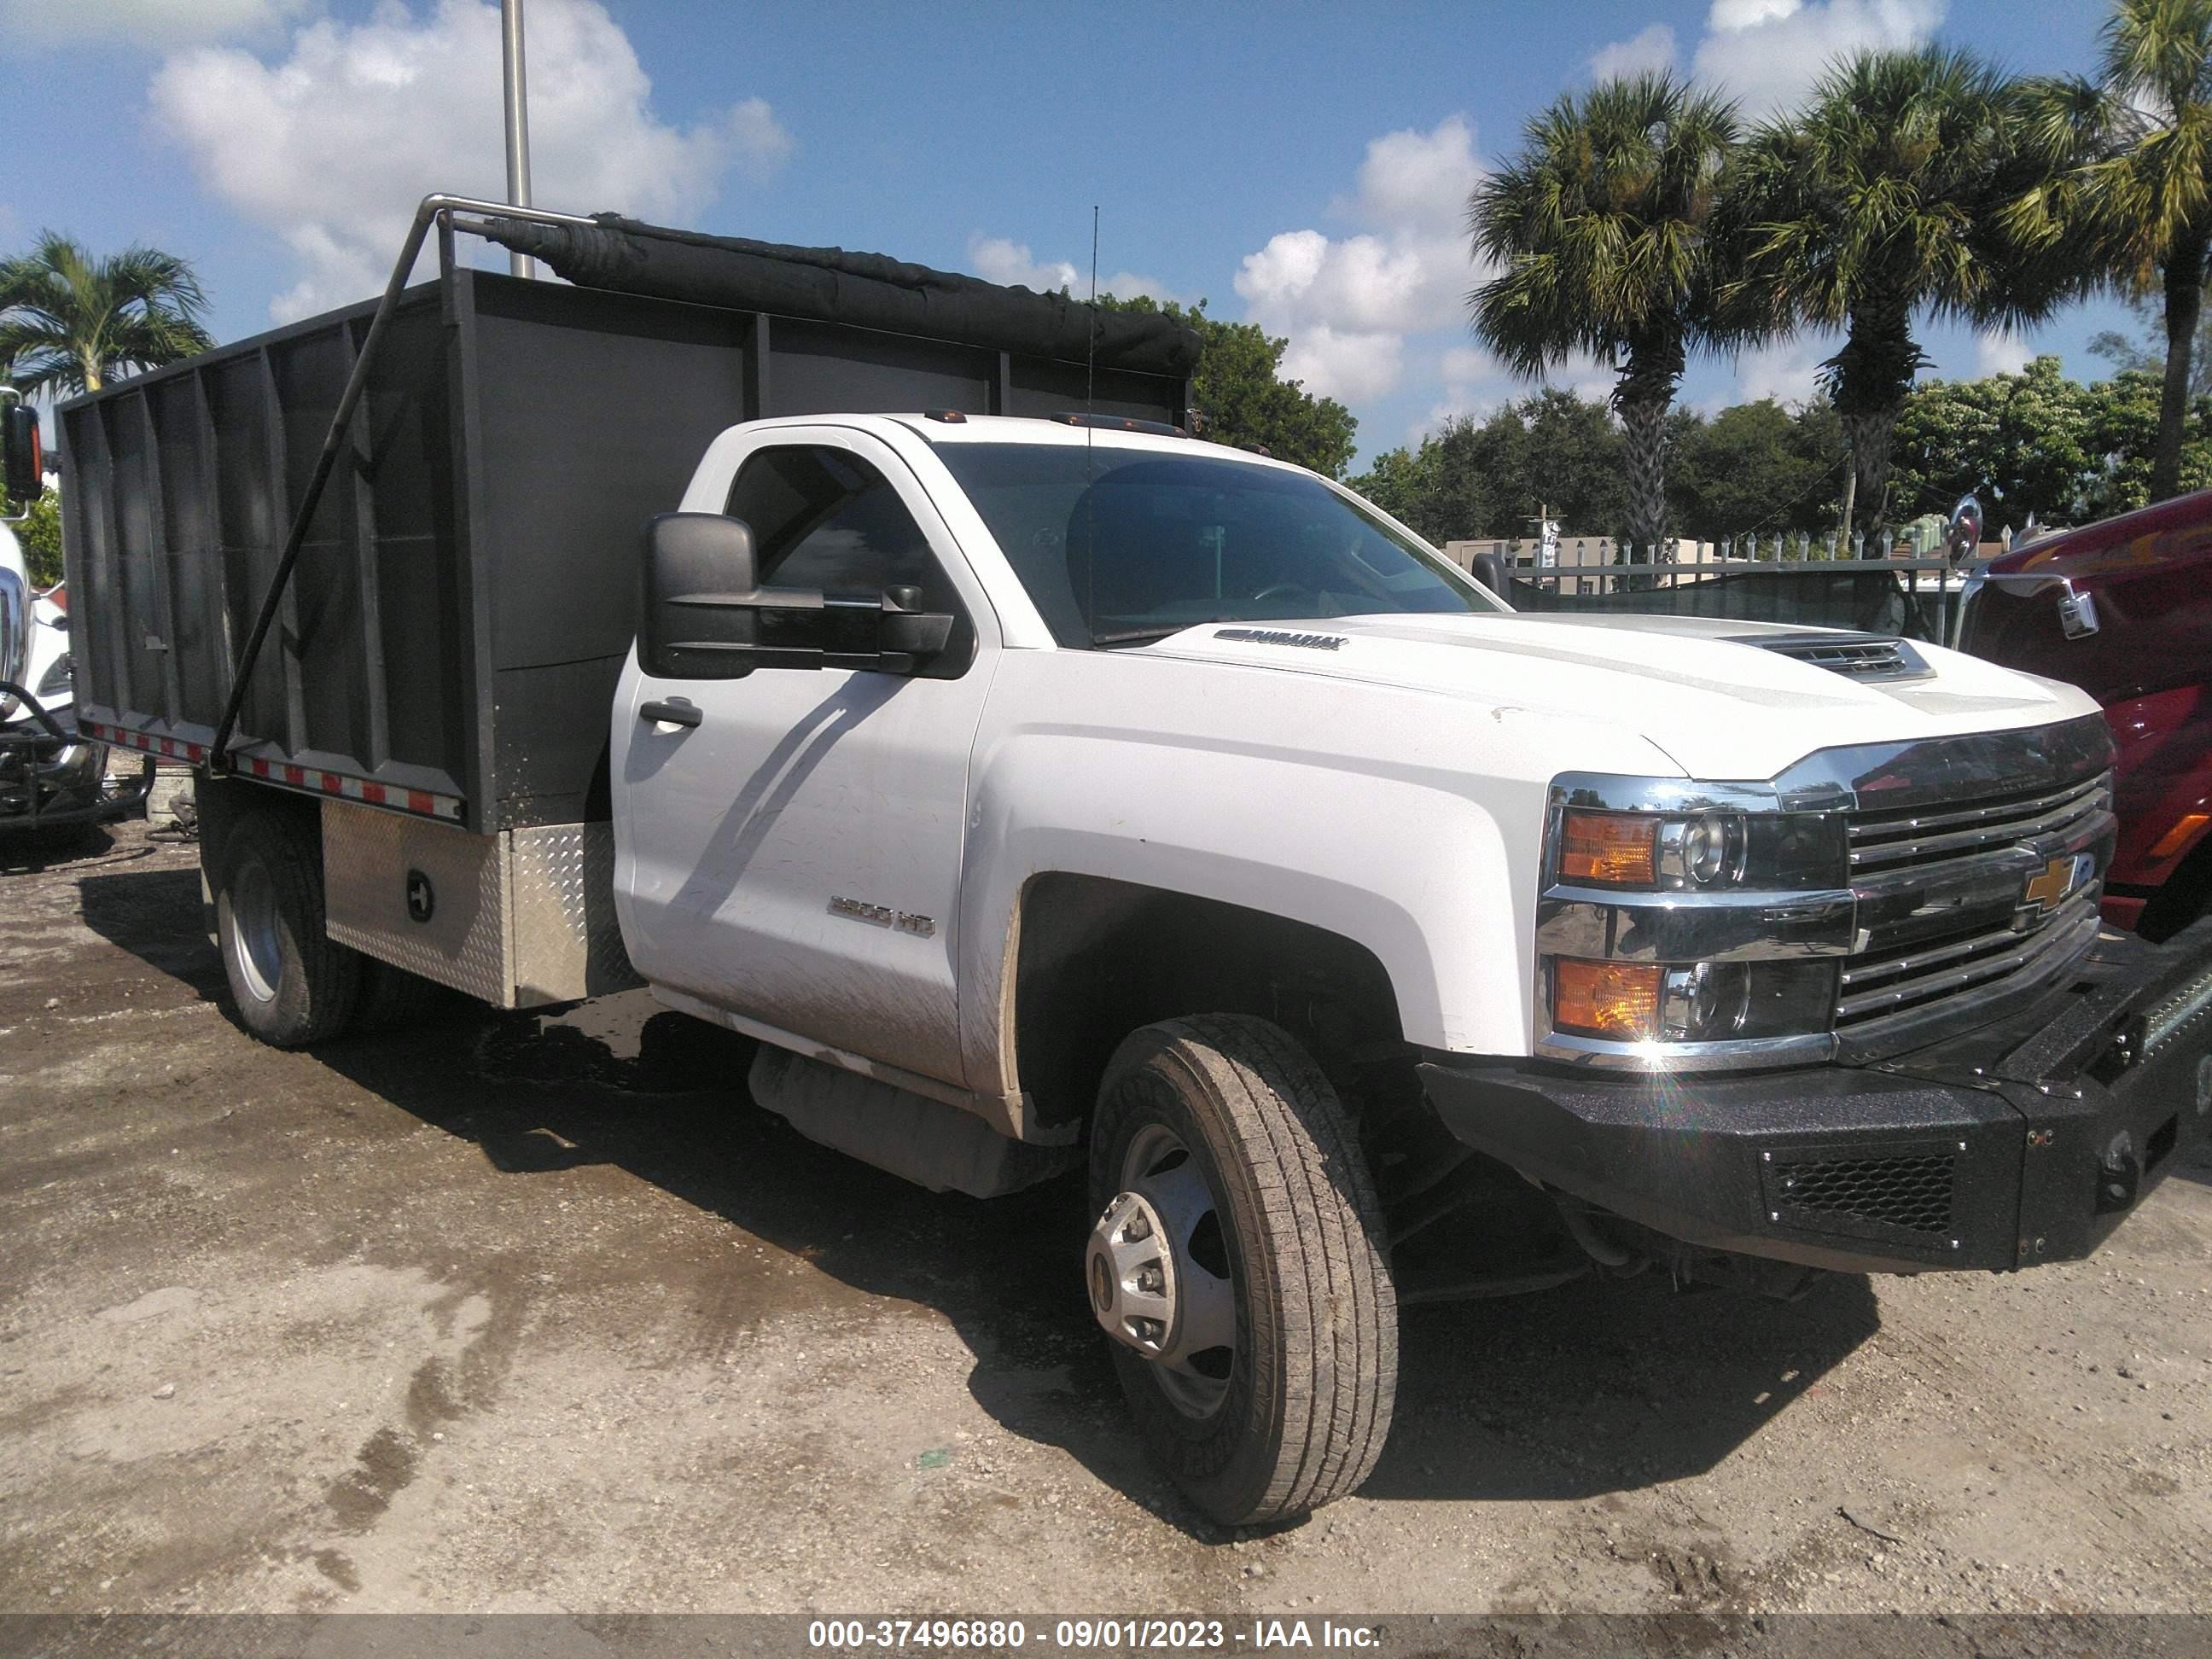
{"left": 216, "top": 810, "right": 363, "bottom": 1047}
{"left": 1086, "top": 1014, "right": 1397, "bottom": 1528}
{"left": 213, "top": 807, "right": 444, "bottom": 1046}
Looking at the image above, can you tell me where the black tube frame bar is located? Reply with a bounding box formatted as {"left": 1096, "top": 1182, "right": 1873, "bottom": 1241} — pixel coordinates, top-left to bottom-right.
{"left": 206, "top": 194, "right": 601, "bottom": 773}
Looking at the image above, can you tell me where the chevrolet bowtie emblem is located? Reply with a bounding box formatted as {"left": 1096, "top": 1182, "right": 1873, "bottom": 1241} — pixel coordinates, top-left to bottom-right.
{"left": 2023, "top": 855, "right": 2081, "bottom": 915}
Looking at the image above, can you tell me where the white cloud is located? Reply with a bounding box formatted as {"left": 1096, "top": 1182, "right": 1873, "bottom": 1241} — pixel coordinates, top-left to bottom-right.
{"left": 1441, "top": 346, "right": 1492, "bottom": 385}
{"left": 1710, "top": 0, "right": 1803, "bottom": 26}
{"left": 1692, "top": 0, "right": 1946, "bottom": 119}
{"left": 1279, "top": 326, "right": 1404, "bottom": 406}
{"left": 1589, "top": 23, "right": 1678, "bottom": 81}
{"left": 0, "top": 0, "right": 312, "bottom": 46}
{"left": 964, "top": 235, "right": 1167, "bottom": 303}
{"left": 150, "top": 0, "right": 791, "bottom": 322}
{"left": 1730, "top": 337, "right": 1832, "bottom": 404}
{"left": 1232, "top": 114, "right": 1485, "bottom": 402}
{"left": 1976, "top": 331, "right": 2032, "bottom": 377}
{"left": 968, "top": 236, "right": 1079, "bottom": 295}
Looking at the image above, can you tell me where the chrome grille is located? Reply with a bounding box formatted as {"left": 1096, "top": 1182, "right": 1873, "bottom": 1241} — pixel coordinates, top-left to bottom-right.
{"left": 1836, "top": 893, "right": 2101, "bottom": 1028}
{"left": 1848, "top": 771, "right": 2111, "bottom": 877}
{"left": 1836, "top": 766, "right": 2116, "bottom": 1055}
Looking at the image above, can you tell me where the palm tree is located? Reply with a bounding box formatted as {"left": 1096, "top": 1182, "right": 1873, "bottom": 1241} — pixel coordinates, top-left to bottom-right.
{"left": 1720, "top": 48, "right": 2064, "bottom": 543}
{"left": 2010, "top": 0, "right": 2212, "bottom": 502}
{"left": 1470, "top": 72, "right": 1740, "bottom": 559}
{"left": 0, "top": 232, "right": 213, "bottom": 398}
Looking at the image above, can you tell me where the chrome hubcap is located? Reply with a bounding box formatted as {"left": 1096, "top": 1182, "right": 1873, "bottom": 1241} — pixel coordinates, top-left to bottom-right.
{"left": 1087, "top": 1123, "right": 1237, "bottom": 1418}
{"left": 230, "top": 862, "right": 282, "bottom": 1004}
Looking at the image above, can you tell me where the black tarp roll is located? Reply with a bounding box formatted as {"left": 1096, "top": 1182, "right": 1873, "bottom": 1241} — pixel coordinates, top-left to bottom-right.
{"left": 479, "top": 213, "right": 1202, "bottom": 379}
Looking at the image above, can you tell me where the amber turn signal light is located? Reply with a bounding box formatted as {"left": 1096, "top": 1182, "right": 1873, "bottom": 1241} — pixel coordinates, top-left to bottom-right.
{"left": 1553, "top": 958, "right": 1662, "bottom": 1041}
{"left": 2151, "top": 812, "right": 2209, "bottom": 861}
{"left": 1559, "top": 810, "right": 1659, "bottom": 887}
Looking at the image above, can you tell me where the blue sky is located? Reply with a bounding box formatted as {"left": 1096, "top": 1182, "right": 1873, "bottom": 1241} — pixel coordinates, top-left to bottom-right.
{"left": 0, "top": 0, "right": 2143, "bottom": 466}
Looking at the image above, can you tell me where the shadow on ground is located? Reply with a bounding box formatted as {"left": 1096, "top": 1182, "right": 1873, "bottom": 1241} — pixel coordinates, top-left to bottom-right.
{"left": 79, "top": 870, "right": 1880, "bottom": 1539}
{"left": 75, "top": 862, "right": 228, "bottom": 1002}
{"left": 323, "top": 1001, "right": 1883, "bottom": 1535}
{"left": 0, "top": 824, "right": 114, "bottom": 875}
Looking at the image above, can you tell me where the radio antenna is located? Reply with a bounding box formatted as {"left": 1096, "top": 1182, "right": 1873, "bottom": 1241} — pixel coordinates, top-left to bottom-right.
{"left": 1085, "top": 204, "right": 1098, "bottom": 640}
{"left": 1086, "top": 206, "right": 1098, "bottom": 422}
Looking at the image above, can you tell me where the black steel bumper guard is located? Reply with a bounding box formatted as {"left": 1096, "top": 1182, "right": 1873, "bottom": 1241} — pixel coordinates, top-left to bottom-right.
{"left": 0, "top": 680, "right": 149, "bottom": 830}
{"left": 1421, "top": 917, "right": 2212, "bottom": 1275}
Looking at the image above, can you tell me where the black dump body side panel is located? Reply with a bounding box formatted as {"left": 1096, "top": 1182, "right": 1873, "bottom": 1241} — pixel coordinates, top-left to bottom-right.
{"left": 62, "top": 257, "right": 1190, "bottom": 832}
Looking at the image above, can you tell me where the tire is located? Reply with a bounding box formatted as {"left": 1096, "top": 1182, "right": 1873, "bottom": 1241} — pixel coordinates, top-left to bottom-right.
{"left": 213, "top": 808, "right": 364, "bottom": 1047}
{"left": 1086, "top": 1014, "right": 1396, "bottom": 1527}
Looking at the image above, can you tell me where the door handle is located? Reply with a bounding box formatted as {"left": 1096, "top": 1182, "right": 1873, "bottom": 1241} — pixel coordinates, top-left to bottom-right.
{"left": 639, "top": 698, "right": 702, "bottom": 729}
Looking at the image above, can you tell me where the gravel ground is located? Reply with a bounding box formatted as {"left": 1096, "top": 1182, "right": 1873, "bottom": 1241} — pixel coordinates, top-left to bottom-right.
{"left": 3, "top": 819, "right": 2210, "bottom": 1617}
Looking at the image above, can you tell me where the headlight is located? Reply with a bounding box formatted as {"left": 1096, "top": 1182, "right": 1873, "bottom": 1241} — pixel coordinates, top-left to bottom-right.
{"left": 1552, "top": 806, "right": 1840, "bottom": 892}
{"left": 1540, "top": 774, "right": 1854, "bottom": 1068}
{"left": 1547, "top": 957, "right": 1838, "bottom": 1046}
{"left": 36, "top": 649, "right": 72, "bottom": 700}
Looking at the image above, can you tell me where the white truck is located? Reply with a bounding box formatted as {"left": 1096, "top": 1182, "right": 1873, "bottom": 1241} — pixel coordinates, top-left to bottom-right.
{"left": 0, "top": 402, "right": 145, "bottom": 835}
{"left": 45, "top": 200, "right": 2212, "bottom": 1526}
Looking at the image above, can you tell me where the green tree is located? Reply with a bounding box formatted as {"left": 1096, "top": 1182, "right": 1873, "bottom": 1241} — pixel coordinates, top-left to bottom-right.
{"left": 1889, "top": 355, "right": 2212, "bottom": 530}
{"left": 0, "top": 231, "right": 213, "bottom": 397}
{"left": 2081, "top": 365, "right": 2212, "bottom": 511}
{"left": 2012, "top": 0, "right": 2212, "bottom": 500}
{"left": 1665, "top": 399, "right": 1847, "bottom": 540}
{"left": 1720, "top": 48, "right": 2067, "bottom": 544}
{"left": 1346, "top": 443, "right": 1441, "bottom": 529}
{"left": 2087, "top": 295, "right": 2212, "bottom": 397}
{"left": 1351, "top": 389, "right": 1628, "bottom": 545}
{"left": 1096, "top": 295, "right": 1357, "bottom": 477}
{"left": 1471, "top": 71, "right": 1741, "bottom": 556}
{"left": 1888, "top": 357, "right": 2101, "bottom": 534}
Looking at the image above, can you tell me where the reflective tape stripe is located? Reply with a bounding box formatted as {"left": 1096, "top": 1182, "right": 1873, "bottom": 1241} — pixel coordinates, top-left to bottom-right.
{"left": 83, "top": 722, "right": 463, "bottom": 821}
{"left": 80, "top": 721, "right": 207, "bottom": 764}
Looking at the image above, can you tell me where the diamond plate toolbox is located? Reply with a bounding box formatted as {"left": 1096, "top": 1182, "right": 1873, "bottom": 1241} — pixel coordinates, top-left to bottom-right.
{"left": 322, "top": 800, "right": 637, "bottom": 1008}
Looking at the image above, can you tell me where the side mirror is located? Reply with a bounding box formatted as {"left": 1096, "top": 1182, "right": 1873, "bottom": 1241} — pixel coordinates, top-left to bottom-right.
{"left": 2, "top": 400, "right": 42, "bottom": 507}
{"left": 1945, "top": 493, "right": 1983, "bottom": 565}
{"left": 640, "top": 513, "right": 957, "bottom": 679}
{"left": 642, "top": 512, "right": 765, "bottom": 679}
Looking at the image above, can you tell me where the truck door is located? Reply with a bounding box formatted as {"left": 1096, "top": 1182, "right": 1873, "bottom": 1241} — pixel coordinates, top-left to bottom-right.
{"left": 613, "top": 431, "right": 995, "bottom": 1088}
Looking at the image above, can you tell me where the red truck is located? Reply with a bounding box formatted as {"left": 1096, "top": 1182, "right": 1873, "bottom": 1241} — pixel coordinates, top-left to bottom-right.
{"left": 1959, "top": 489, "right": 2212, "bottom": 940}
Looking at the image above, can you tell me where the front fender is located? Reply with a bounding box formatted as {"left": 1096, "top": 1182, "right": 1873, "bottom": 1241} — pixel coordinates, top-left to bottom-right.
{"left": 955, "top": 650, "right": 1678, "bottom": 1097}
{"left": 2106, "top": 684, "right": 2212, "bottom": 894}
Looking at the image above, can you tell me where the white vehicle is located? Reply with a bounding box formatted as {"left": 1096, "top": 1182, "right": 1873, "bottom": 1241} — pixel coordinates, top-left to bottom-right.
{"left": 49, "top": 201, "right": 2212, "bottom": 1526}
{"left": 0, "top": 406, "right": 143, "bottom": 835}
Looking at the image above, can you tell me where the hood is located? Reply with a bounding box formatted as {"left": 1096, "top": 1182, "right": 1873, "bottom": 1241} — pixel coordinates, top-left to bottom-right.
{"left": 1143, "top": 610, "right": 2097, "bottom": 781}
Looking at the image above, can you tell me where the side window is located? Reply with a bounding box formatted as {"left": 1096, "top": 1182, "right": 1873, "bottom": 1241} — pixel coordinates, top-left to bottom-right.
{"left": 722, "top": 444, "right": 975, "bottom": 676}
{"left": 726, "top": 446, "right": 945, "bottom": 602}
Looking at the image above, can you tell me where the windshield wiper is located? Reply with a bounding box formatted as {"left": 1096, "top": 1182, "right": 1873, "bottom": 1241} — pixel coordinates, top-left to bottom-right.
{"left": 1088, "top": 622, "right": 1215, "bottom": 648}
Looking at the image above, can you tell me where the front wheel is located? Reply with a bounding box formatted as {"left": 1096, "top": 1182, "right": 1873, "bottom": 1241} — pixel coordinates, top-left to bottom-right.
{"left": 1087, "top": 1014, "right": 1397, "bottom": 1527}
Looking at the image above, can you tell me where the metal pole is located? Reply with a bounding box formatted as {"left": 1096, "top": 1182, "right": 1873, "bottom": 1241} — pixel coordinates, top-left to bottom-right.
{"left": 501, "top": 0, "right": 535, "bottom": 279}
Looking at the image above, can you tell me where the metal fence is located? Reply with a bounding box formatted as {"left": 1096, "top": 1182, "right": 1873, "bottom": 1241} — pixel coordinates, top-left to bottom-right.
{"left": 1461, "top": 538, "right": 1970, "bottom": 647}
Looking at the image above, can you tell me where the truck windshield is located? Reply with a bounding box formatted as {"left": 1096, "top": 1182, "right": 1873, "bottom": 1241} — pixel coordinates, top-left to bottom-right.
{"left": 930, "top": 443, "right": 1503, "bottom": 647}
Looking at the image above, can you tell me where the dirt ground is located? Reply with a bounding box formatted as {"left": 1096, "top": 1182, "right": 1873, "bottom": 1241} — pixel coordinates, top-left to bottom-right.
{"left": 3, "top": 817, "right": 2212, "bottom": 1619}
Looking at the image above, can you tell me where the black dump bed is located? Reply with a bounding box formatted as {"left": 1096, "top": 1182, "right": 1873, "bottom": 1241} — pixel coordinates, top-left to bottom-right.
{"left": 61, "top": 218, "right": 1195, "bottom": 832}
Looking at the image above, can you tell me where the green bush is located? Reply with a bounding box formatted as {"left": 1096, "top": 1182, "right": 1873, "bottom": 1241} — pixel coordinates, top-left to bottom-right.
{"left": 9, "top": 485, "right": 61, "bottom": 587}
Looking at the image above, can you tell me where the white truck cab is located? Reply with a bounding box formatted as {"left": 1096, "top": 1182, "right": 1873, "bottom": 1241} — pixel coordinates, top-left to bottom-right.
{"left": 54, "top": 201, "right": 2212, "bottom": 1528}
